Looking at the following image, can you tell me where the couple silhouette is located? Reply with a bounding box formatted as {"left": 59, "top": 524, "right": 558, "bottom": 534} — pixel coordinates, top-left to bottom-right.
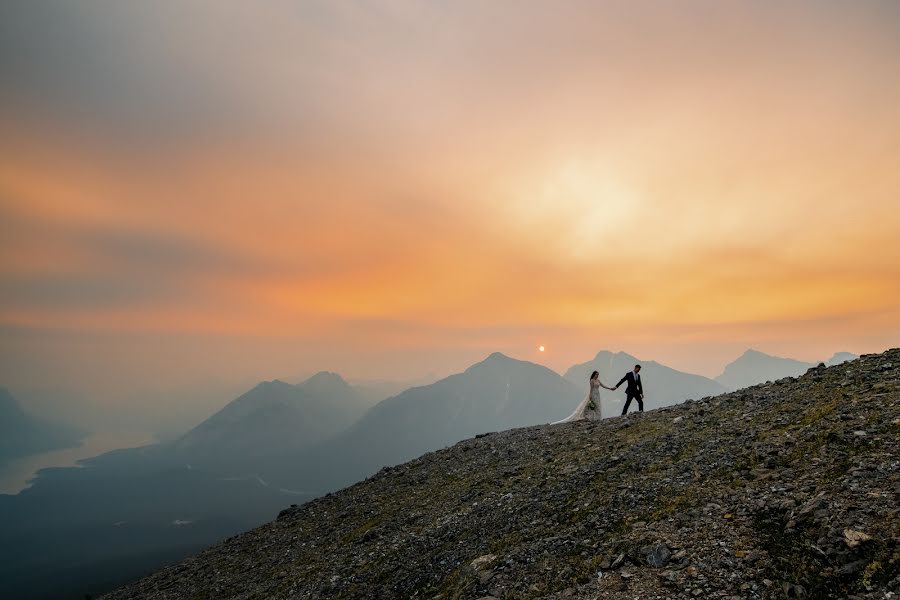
{"left": 555, "top": 364, "right": 644, "bottom": 423}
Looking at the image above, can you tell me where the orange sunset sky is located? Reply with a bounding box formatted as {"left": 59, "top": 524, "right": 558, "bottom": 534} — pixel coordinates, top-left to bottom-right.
{"left": 1, "top": 1, "right": 899, "bottom": 423}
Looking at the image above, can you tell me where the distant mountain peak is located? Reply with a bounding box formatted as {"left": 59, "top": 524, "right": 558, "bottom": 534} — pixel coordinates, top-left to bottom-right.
{"left": 738, "top": 348, "right": 785, "bottom": 361}
{"left": 716, "top": 349, "right": 814, "bottom": 391}
{"left": 250, "top": 379, "right": 293, "bottom": 393}
{"left": 730, "top": 348, "right": 811, "bottom": 364}
{"left": 592, "top": 350, "right": 639, "bottom": 363}
{"left": 826, "top": 352, "right": 858, "bottom": 366}
{"left": 303, "top": 371, "right": 348, "bottom": 388}
{"left": 466, "top": 352, "right": 518, "bottom": 371}
{"left": 173, "top": 370, "right": 368, "bottom": 460}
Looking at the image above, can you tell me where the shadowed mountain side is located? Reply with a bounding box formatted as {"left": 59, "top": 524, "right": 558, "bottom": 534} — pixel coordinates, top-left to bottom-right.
{"left": 0, "top": 371, "right": 370, "bottom": 600}
{"left": 0, "top": 438, "right": 301, "bottom": 600}
{"left": 0, "top": 387, "right": 84, "bottom": 463}
{"left": 267, "top": 353, "right": 583, "bottom": 491}
{"left": 564, "top": 351, "right": 727, "bottom": 415}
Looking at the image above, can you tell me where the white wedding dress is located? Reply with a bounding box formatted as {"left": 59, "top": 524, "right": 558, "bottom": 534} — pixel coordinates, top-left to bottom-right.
{"left": 553, "top": 378, "right": 603, "bottom": 423}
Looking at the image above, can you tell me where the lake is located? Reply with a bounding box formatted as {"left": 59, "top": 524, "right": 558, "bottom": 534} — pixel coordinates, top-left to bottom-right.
{"left": 0, "top": 431, "right": 158, "bottom": 495}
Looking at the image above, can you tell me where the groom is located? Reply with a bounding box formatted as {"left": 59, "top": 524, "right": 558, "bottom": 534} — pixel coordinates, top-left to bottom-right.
{"left": 614, "top": 364, "right": 644, "bottom": 415}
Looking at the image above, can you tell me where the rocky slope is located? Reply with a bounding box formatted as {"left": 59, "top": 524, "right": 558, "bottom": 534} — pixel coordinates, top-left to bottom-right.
{"left": 104, "top": 350, "right": 900, "bottom": 599}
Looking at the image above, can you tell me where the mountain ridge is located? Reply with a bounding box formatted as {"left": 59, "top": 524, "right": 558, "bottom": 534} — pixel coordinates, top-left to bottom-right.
{"left": 169, "top": 372, "right": 371, "bottom": 473}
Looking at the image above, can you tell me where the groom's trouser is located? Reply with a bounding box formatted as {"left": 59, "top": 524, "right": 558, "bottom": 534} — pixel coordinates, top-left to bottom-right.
{"left": 622, "top": 392, "right": 643, "bottom": 415}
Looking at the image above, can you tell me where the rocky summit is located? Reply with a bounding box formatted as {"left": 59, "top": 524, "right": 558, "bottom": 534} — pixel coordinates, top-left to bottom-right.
{"left": 104, "top": 350, "right": 900, "bottom": 600}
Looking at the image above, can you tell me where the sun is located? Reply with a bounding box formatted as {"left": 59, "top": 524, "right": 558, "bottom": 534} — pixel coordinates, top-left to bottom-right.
{"left": 539, "top": 345, "right": 545, "bottom": 352}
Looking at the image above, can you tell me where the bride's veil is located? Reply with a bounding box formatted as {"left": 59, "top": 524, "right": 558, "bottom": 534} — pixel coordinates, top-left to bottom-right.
{"left": 552, "top": 393, "right": 590, "bottom": 425}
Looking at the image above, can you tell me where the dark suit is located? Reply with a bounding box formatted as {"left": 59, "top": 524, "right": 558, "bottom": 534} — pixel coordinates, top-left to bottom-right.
{"left": 616, "top": 371, "right": 644, "bottom": 415}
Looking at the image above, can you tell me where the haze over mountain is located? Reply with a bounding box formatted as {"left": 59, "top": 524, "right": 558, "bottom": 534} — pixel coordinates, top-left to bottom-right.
{"left": 348, "top": 374, "right": 441, "bottom": 407}
{"left": 270, "top": 352, "right": 583, "bottom": 491}
{"left": 0, "top": 387, "right": 83, "bottom": 463}
{"left": 170, "top": 372, "right": 371, "bottom": 472}
{"left": 564, "top": 351, "right": 727, "bottom": 415}
{"left": 714, "top": 349, "right": 858, "bottom": 391}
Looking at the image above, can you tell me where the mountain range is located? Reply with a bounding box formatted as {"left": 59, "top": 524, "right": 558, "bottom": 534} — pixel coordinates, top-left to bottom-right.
{"left": 266, "top": 352, "right": 584, "bottom": 491}
{"left": 1, "top": 353, "right": 584, "bottom": 599}
{"left": 0, "top": 346, "right": 860, "bottom": 599}
{"left": 165, "top": 347, "right": 860, "bottom": 492}
{"left": 103, "top": 348, "right": 900, "bottom": 600}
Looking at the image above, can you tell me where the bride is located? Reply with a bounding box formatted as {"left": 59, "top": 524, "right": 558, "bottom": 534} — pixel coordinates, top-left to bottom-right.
{"left": 554, "top": 370, "right": 614, "bottom": 423}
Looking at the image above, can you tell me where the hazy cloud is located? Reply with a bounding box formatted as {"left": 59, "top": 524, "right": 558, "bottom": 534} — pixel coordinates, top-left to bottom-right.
{"left": 1, "top": 0, "right": 899, "bottom": 419}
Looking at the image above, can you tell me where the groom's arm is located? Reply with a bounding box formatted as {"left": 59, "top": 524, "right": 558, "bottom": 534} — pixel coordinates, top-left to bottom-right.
{"left": 615, "top": 375, "right": 628, "bottom": 389}
{"left": 638, "top": 378, "right": 643, "bottom": 394}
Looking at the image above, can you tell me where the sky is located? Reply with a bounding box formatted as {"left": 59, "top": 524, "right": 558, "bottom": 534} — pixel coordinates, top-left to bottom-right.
{"left": 2, "top": 1, "right": 899, "bottom": 428}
